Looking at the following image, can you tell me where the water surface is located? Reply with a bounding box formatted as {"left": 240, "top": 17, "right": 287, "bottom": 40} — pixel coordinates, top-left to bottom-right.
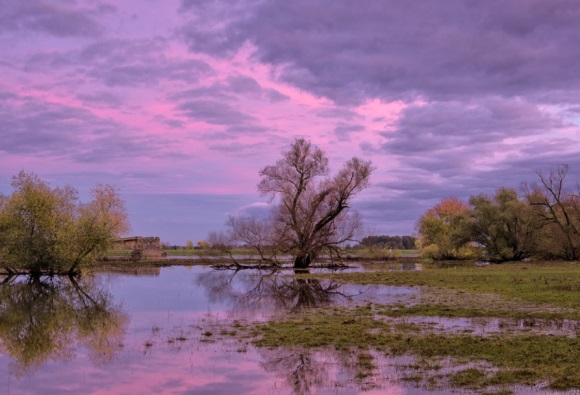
{"left": 0, "top": 265, "right": 573, "bottom": 394}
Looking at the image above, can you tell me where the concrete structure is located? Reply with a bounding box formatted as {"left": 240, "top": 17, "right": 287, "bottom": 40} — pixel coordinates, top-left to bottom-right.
{"left": 113, "top": 236, "right": 166, "bottom": 259}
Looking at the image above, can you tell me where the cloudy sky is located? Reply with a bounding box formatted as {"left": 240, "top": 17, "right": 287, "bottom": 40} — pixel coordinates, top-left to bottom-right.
{"left": 2, "top": 0, "right": 580, "bottom": 245}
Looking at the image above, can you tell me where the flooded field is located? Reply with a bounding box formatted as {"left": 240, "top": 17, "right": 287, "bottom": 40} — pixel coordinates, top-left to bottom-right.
{"left": 0, "top": 264, "right": 578, "bottom": 394}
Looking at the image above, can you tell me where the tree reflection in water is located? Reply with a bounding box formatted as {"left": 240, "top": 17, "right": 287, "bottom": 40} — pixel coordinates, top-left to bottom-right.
{"left": 196, "top": 269, "right": 353, "bottom": 313}
{"left": 259, "top": 347, "right": 380, "bottom": 395}
{"left": 196, "top": 269, "right": 378, "bottom": 394}
{"left": 0, "top": 275, "right": 128, "bottom": 376}
{"left": 260, "top": 349, "right": 329, "bottom": 395}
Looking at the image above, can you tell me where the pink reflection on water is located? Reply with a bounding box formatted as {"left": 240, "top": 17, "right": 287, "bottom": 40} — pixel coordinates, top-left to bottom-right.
{"left": 2, "top": 319, "right": 282, "bottom": 395}
{"left": 2, "top": 266, "right": 407, "bottom": 395}
{"left": 1, "top": 266, "right": 568, "bottom": 395}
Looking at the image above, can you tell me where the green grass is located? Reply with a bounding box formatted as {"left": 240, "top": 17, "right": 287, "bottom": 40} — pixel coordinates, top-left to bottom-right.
{"left": 98, "top": 258, "right": 578, "bottom": 392}
{"left": 162, "top": 248, "right": 267, "bottom": 256}
{"left": 450, "top": 368, "right": 486, "bottom": 388}
{"left": 241, "top": 261, "right": 580, "bottom": 392}
{"left": 249, "top": 307, "right": 580, "bottom": 391}
{"left": 343, "top": 248, "right": 420, "bottom": 260}
{"left": 375, "top": 303, "right": 576, "bottom": 321}
{"left": 317, "top": 260, "right": 580, "bottom": 312}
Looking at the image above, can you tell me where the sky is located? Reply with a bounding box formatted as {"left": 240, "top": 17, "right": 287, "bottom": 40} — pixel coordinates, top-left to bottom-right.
{"left": 2, "top": 0, "right": 580, "bottom": 245}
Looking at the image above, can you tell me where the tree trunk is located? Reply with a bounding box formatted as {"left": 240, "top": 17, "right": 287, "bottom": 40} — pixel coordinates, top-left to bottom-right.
{"left": 294, "top": 252, "right": 312, "bottom": 268}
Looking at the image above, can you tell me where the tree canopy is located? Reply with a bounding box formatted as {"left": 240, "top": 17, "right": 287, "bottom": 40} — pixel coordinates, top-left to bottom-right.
{"left": 416, "top": 197, "right": 469, "bottom": 259}
{"left": 228, "top": 138, "right": 373, "bottom": 268}
{"left": 359, "top": 235, "right": 417, "bottom": 250}
{"left": 0, "top": 171, "right": 129, "bottom": 275}
{"left": 454, "top": 187, "right": 535, "bottom": 261}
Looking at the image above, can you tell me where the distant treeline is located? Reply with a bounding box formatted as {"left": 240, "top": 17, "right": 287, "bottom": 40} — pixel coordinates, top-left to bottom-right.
{"left": 359, "top": 235, "right": 417, "bottom": 250}
{"left": 416, "top": 165, "right": 580, "bottom": 262}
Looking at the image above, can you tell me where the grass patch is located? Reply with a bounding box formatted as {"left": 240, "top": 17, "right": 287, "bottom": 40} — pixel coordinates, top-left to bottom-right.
{"left": 162, "top": 248, "right": 270, "bottom": 256}
{"left": 318, "top": 261, "right": 580, "bottom": 314}
{"left": 450, "top": 368, "right": 486, "bottom": 388}
{"left": 485, "top": 369, "right": 539, "bottom": 387}
{"left": 250, "top": 308, "right": 580, "bottom": 391}
{"left": 376, "top": 303, "right": 574, "bottom": 321}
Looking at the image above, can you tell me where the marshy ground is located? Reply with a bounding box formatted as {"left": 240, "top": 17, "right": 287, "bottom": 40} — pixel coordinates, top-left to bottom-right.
{"left": 3, "top": 258, "right": 578, "bottom": 394}
{"left": 180, "top": 260, "right": 580, "bottom": 394}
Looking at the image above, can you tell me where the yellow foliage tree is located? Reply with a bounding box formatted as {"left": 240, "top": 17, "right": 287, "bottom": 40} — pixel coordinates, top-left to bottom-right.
{"left": 197, "top": 240, "right": 211, "bottom": 250}
{"left": 0, "top": 171, "right": 129, "bottom": 275}
{"left": 416, "top": 197, "right": 469, "bottom": 259}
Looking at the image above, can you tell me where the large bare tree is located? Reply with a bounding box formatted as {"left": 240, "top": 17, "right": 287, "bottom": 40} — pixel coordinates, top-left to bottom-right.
{"left": 244, "top": 138, "right": 373, "bottom": 268}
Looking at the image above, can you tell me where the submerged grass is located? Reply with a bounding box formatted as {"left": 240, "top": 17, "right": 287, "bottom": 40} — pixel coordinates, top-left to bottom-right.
{"left": 87, "top": 258, "right": 578, "bottom": 392}
{"left": 244, "top": 261, "right": 580, "bottom": 392}
{"left": 250, "top": 308, "right": 580, "bottom": 391}
{"left": 375, "top": 303, "right": 578, "bottom": 321}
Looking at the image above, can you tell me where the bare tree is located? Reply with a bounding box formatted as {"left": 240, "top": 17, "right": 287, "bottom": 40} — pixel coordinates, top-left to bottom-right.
{"left": 523, "top": 165, "right": 580, "bottom": 259}
{"left": 227, "top": 215, "right": 281, "bottom": 264}
{"left": 254, "top": 138, "right": 373, "bottom": 268}
{"left": 207, "top": 230, "right": 241, "bottom": 266}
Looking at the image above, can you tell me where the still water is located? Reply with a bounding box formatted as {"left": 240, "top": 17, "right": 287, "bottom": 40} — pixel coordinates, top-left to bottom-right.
{"left": 0, "top": 266, "right": 421, "bottom": 395}
{"left": 0, "top": 265, "right": 573, "bottom": 394}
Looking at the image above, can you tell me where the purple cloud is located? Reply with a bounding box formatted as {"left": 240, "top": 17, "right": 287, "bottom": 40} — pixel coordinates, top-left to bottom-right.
{"left": 383, "top": 98, "right": 565, "bottom": 154}
{"left": 0, "top": 0, "right": 110, "bottom": 38}
{"left": 179, "top": 0, "right": 580, "bottom": 105}
{"left": 2, "top": 0, "right": 580, "bottom": 245}
{"left": 177, "top": 100, "right": 255, "bottom": 125}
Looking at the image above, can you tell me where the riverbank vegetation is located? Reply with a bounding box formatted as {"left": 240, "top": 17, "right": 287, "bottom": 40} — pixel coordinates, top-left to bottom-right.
{"left": 0, "top": 171, "right": 129, "bottom": 276}
{"left": 417, "top": 165, "right": 580, "bottom": 262}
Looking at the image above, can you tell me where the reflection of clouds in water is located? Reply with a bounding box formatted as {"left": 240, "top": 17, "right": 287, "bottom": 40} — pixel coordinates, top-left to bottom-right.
{"left": 4, "top": 266, "right": 575, "bottom": 394}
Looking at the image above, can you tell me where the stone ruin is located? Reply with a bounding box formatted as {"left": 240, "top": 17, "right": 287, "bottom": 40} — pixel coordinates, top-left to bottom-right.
{"left": 113, "top": 236, "right": 167, "bottom": 260}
